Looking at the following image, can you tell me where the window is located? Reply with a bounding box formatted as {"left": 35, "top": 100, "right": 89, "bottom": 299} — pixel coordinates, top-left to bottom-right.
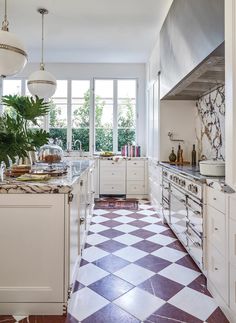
{"left": 49, "top": 80, "right": 68, "bottom": 150}
{"left": 2, "top": 78, "right": 138, "bottom": 155}
{"left": 94, "top": 79, "right": 136, "bottom": 153}
{"left": 71, "top": 80, "right": 90, "bottom": 152}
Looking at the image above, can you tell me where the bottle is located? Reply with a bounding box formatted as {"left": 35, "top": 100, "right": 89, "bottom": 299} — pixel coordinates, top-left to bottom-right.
{"left": 180, "top": 149, "right": 184, "bottom": 165}
{"left": 177, "top": 144, "right": 181, "bottom": 163}
{"left": 191, "top": 144, "right": 197, "bottom": 166}
{"left": 169, "top": 147, "right": 177, "bottom": 163}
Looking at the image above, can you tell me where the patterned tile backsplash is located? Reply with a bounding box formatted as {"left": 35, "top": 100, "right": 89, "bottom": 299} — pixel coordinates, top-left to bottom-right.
{"left": 196, "top": 85, "right": 225, "bottom": 160}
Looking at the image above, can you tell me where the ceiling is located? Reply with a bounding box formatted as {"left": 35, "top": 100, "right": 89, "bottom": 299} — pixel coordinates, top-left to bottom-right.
{"left": 3, "top": 0, "right": 172, "bottom": 64}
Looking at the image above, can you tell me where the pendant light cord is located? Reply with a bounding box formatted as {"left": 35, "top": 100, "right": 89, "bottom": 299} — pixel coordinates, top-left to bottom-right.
{"left": 2, "top": 0, "right": 9, "bottom": 31}
{"left": 40, "top": 10, "right": 45, "bottom": 70}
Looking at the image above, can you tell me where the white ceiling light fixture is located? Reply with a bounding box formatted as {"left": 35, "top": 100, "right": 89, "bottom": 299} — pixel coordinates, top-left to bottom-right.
{"left": 0, "top": 0, "right": 27, "bottom": 77}
{"left": 27, "top": 8, "right": 56, "bottom": 99}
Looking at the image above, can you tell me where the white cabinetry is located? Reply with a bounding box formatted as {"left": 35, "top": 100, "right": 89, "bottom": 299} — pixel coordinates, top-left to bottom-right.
{"left": 99, "top": 159, "right": 148, "bottom": 198}
{"left": 148, "top": 159, "right": 161, "bottom": 211}
{"left": 229, "top": 195, "right": 236, "bottom": 319}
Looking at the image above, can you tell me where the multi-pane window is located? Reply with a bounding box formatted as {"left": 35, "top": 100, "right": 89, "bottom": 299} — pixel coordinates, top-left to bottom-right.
{"left": 49, "top": 80, "right": 68, "bottom": 150}
{"left": 95, "top": 80, "right": 114, "bottom": 152}
{"left": 2, "top": 78, "right": 138, "bottom": 154}
{"left": 71, "top": 80, "right": 90, "bottom": 152}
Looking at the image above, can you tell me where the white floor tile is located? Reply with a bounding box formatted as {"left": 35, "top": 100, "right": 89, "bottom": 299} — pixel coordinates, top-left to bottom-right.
{"left": 139, "top": 204, "right": 154, "bottom": 210}
{"left": 114, "top": 263, "right": 155, "bottom": 285}
{"left": 114, "top": 287, "right": 165, "bottom": 320}
{"left": 82, "top": 246, "right": 109, "bottom": 262}
{"left": 86, "top": 233, "right": 109, "bottom": 245}
{"left": 115, "top": 224, "right": 137, "bottom": 233}
{"left": 147, "top": 234, "right": 176, "bottom": 246}
{"left": 112, "top": 209, "right": 134, "bottom": 216}
{"left": 89, "top": 223, "right": 109, "bottom": 233}
{"left": 77, "top": 263, "right": 109, "bottom": 286}
{"left": 169, "top": 287, "right": 217, "bottom": 321}
{"left": 113, "top": 215, "right": 134, "bottom": 223}
{"left": 158, "top": 263, "right": 201, "bottom": 286}
{"left": 93, "top": 209, "right": 110, "bottom": 216}
{"left": 137, "top": 209, "right": 156, "bottom": 216}
{"left": 92, "top": 215, "right": 109, "bottom": 223}
{"left": 144, "top": 224, "right": 167, "bottom": 233}
{"left": 68, "top": 287, "right": 109, "bottom": 321}
{"left": 142, "top": 216, "right": 162, "bottom": 224}
{"left": 152, "top": 247, "right": 187, "bottom": 262}
{"left": 113, "top": 233, "right": 142, "bottom": 245}
{"left": 113, "top": 246, "right": 147, "bottom": 262}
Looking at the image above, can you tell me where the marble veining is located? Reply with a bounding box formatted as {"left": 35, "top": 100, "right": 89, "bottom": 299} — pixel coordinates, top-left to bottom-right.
{"left": 0, "top": 160, "right": 95, "bottom": 194}
{"left": 196, "top": 86, "right": 225, "bottom": 160}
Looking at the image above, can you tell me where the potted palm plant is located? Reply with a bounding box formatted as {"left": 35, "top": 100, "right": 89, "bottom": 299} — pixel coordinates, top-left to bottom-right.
{"left": 0, "top": 95, "right": 50, "bottom": 170}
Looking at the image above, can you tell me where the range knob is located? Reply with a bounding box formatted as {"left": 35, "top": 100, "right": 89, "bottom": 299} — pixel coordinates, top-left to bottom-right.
{"left": 192, "top": 185, "right": 198, "bottom": 194}
{"left": 170, "top": 175, "right": 173, "bottom": 180}
{"left": 180, "top": 180, "right": 186, "bottom": 187}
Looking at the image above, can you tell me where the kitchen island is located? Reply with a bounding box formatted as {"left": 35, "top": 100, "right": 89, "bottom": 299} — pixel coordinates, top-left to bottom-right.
{"left": 0, "top": 160, "right": 95, "bottom": 315}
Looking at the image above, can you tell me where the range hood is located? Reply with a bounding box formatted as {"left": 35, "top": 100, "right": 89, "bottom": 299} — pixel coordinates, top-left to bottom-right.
{"left": 160, "top": 0, "right": 224, "bottom": 100}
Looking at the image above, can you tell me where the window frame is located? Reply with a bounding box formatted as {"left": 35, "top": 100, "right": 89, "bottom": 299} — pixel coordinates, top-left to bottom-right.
{"left": 1, "top": 77, "right": 139, "bottom": 156}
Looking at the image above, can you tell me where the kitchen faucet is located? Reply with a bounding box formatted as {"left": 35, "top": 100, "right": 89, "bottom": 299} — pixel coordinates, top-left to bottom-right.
{"left": 74, "top": 139, "right": 83, "bottom": 156}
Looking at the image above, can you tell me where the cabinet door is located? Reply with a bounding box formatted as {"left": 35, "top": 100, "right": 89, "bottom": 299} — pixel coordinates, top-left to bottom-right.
{"left": 230, "top": 264, "right": 236, "bottom": 314}
{"left": 229, "top": 218, "right": 236, "bottom": 267}
{"left": 207, "top": 242, "right": 228, "bottom": 303}
{"left": 0, "top": 194, "right": 65, "bottom": 303}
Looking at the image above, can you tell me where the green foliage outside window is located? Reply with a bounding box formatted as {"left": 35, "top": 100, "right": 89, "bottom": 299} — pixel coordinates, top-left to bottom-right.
{"left": 48, "top": 89, "right": 136, "bottom": 152}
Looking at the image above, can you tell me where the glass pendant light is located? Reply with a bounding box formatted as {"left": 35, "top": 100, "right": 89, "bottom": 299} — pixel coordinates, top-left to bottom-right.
{"left": 0, "top": 0, "right": 27, "bottom": 77}
{"left": 27, "top": 8, "right": 56, "bottom": 99}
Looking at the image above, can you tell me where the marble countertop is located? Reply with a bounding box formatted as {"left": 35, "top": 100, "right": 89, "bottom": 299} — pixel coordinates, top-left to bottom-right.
{"left": 0, "top": 160, "right": 95, "bottom": 194}
{"left": 159, "top": 162, "right": 235, "bottom": 193}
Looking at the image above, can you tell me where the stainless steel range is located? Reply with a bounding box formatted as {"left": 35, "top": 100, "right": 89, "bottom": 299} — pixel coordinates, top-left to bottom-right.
{"left": 161, "top": 167, "right": 204, "bottom": 271}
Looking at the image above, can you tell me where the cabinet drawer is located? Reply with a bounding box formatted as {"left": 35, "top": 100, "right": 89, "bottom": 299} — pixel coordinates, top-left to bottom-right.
{"left": 127, "top": 181, "right": 145, "bottom": 194}
{"left": 127, "top": 160, "right": 145, "bottom": 168}
{"left": 100, "top": 167, "right": 125, "bottom": 181}
{"left": 230, "top": 218, "right": 236, "bottom": 267}
{"left": 207, "top": 242, "right": 228, "bottom": 303}
{"left": 100, "top": 160, "right": 126, "bottom": 168}
{"left": 207, "top": 187, "right": 226, "bottom": 214}
{"left": 230, "top": 263, "right": 236, "bottom": 314}
{"left": 127, "top": 167, "right": 144, "bottom": 180}
{"left": 207, "top": 205, "right": 226, "bottom": 256}
{"left": 100, "top": 182, "right": 125, "bottom": 195}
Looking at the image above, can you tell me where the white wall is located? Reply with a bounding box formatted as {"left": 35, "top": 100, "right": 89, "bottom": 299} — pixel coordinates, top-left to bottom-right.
{"left": 16, "top": 63, "right": 147, "bottom": 155}
{"left": 160, "top": 100, "right": 196, "bottom": 162}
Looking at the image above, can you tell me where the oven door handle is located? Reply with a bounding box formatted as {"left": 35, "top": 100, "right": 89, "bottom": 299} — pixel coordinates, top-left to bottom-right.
{"left": 186, "top": 232, "right": 202, "bottom": 247}
{"left": 186, "top": 203, "right": 202, "bottom": 215}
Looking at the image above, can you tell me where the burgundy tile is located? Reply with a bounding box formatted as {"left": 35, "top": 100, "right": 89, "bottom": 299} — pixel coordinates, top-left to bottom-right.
{"left": 80, "top": 259, "right": 89, "bottom": 267}
{"left": 167, "top": 240, "right": 187, "bottom": 252}
{"left": 132, "top": 240, "right": 162, "bottom": 253}
{"left": 130, "top": 228, "right": 156, "bottom": 239}
{"left": 87, "top": 231, "right": 94, "bottom": 236}
{"left": 135, "top": 255, "right": 171, "bottom": 272}
{"left": 99, "top": 228, "right": 124, "bottom": 238}
{"left": 144, "top": 303, "right": 202, "bottom": 323}
{"left": 0, "top": 316, "right": 16, "bottom": 323}
{"left": 84, "top": 243, "right": 92, "bottom": 249}
{"left": 72, "top": 280, "right": 85, "bottom": 293}
{"left": 101, "top": 213, "right": 120, "bottom": 219}
{"left": 88, "top": 274, "right": 134, "bottom": 301}
{"left": 138, "top": 274, "right": 184, "bottom": 301}
{"left": 82, "top": 303, "right": 139, "bottom": 323}
{"left": 127, "top": 213, "right": 147, "bottom": 219}
{"left": 93, "top": 254, "right": 130, "bottom": 273}
{"left": 97, "top": 240, "right": 126, "bottom": 253}
{"left": 188, "top": 274, "right": 212, "bottom": 297}
{"left": 160, "top": 229, "right": 177, "bottom": 238}
{"left": 206, "top": 307, "right": 229, "bottom": 323}
{"left": 129, "top": 220, "right": 149, "bottom": 228}
{"left": 176, "top": 255, "right": 201, "bottom": 272}
{"left": 100, "top": 220, "right": 121, "bottom": 227}
{"left": 65, "top": 313, "right": 79, "bottom": 323}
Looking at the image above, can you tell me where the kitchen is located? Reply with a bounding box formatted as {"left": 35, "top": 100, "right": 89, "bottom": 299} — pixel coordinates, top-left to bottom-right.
{"left": 0, "top": 0, "right": 236, "bottom": 322}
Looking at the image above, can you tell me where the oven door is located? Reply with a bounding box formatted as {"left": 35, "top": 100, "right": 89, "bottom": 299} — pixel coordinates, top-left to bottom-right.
{"left": 187, "top": 196, "right": 203, "bottom": 238}
{"left": 161, "top": 179, "right": 170, "bottom": 224}
{"left": 169, "top": 184, "right": 188, "bottom": 247}
{"left": 186, "top": 225, "right": 203, "bottom": 270}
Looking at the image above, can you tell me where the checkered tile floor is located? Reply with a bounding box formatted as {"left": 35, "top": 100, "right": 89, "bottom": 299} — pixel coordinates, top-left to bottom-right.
{"left": 68, "top": 204, "right": 229, "bottom": 323}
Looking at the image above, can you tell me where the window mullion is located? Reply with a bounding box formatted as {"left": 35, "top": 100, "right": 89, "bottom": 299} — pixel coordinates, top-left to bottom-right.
{"left": 67, "top": 80, "right": 72, "bottom": 151}
{"left": 90, "top": 78, "right": 95, "bottom": 155}
{"left": 113, "top": 79, "right": 118, "bottom": 154}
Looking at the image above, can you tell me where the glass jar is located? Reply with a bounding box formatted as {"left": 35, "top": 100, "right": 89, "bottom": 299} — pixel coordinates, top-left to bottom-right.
{"left": 38, "top": 139, "right": 63, "bottom": 164}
